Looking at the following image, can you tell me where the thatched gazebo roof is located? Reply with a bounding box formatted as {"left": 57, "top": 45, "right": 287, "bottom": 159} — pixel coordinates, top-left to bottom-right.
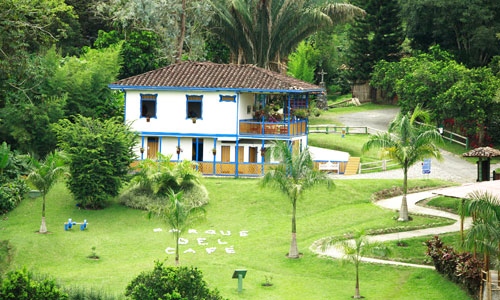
{"left": 463, "top": 147, "right": 500, "bottom": 158}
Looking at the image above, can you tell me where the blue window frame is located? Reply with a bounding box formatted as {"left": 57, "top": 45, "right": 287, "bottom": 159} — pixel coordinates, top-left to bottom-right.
{"left": 219, "top": 95, "right": 236, "bottom": 102}
{"left": 186, "top": 95, "right": 203, "bottom": 119}
{"left": 140, "top": 94, "right": 158, "bottom": 118}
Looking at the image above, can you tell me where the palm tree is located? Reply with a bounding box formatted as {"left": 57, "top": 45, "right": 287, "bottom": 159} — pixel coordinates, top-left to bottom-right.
{"left": 262, "top": 141, "right": 331, "bottom": 258}
{"left": 27, "top": 151, "right": 67, "bottom": 233}
{"left": 462, "top": 190, "right": 500, "bottom": 265}
{"left": 148, "top": 189, "right": 202, "bottom": 265}
{"left": 323, "top": 230, "right": 372, "bottom": 299}
{"left": 209, "top": 0, "right": 364, "bottom": 70}
{"left": 362, "top": 106, "right": 443, "bottom": 221}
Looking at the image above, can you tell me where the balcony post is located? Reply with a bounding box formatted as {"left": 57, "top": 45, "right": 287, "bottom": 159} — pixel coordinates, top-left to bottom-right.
{"left": 235, "top": 139, "right": 239, "bottom": 178}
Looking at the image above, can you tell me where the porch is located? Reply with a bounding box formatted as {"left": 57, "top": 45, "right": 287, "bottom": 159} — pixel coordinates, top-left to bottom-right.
{"left": 239, "top": 119, "right": 307, "bottom": 137}
{"left": 131, "top": 159, "right": 348, "bottom": 177}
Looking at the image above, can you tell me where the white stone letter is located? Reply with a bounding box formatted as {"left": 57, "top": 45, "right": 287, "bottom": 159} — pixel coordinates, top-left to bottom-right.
{"left": 220, "top": 230, "right": 231, "bottom": 236}
{"left": 205, "top": 229, "right": 216, "bottom": 235}
{"left": 184, "top": 248, "right": 196, "bottom": 254}
{"left": 239, "top": 231, "right": 248, "bottom": 237}
{"left": 188, "top": 229, "right": 198, "bottom": 234}
{"left": 197, "top": 238, "right": 208, "bottom": 246}
{"left": 206, "top": 247, "right": 217, "bottom": 254}
{"left": 225, "top": 246, "right": 235, "bottom": 254}
{"left": 217, "top": 239, "right": 227, "bottom": 245}
{"left": 178, "top": 238, "right": 188, "bottom": 245}
{"left": 165, "top": 247, "right": 175, "bottom": 254}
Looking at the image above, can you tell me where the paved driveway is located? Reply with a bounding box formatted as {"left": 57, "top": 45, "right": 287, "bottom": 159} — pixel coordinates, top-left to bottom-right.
{"left": 333, "top": 106, "right": 477, "bottom": 183}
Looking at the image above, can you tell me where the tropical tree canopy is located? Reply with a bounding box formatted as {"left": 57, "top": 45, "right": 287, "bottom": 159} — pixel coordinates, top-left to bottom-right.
{"left": 209, "top": 0, "right": 364, "bottom": 70}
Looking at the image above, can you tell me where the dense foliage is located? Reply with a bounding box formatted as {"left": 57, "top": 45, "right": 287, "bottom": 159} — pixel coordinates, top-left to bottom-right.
{"left": 94, "top": 30, "right": 166, "bottom": 79}
{"left": 53, "top": 116, "right": 137, "bottom": 209}
{"left": 346, "top": 0, "right": 404, "bottom": 82}
{"left": 426, "top": 236, "right": 483, "bottom": 296}
{"left": 0, "top": 142, "right": 29, "bottom": 214}
{"left": 287, "top": 41, "right": 318, "bottom": 83}
{"left": 371, "top": 47, "right": 500, "bottom": 145}
{"left": 0, "top": 268, "right": 68, "bottom": 300}
{"left": 401, "top": 0, "right": 500, "bottom": 67}
{"left": 125, "top": 261, "right": 224, "bottom": 300}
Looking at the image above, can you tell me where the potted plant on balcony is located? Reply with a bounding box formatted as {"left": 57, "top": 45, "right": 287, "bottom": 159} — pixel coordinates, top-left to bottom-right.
{"left": 292, "top": 108, "right": 309, "bottom": 119}
{"left": 176, "top": 146, "right": 182, "bottom": 155}
{"left": 212, "top": 148, "right": 216, "bottom": 156}
{"left": 192, "top": 117, "right": 197, "bottom": 124}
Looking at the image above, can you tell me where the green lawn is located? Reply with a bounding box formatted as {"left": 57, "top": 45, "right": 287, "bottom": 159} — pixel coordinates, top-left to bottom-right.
{"left": 370, "top": 232, "right": 463, "bottom": 266}
{"left": 426, "top": 196, "right": 469, "bottom": 215}
{"left": 309, "top": 103, "right": 398, "bottom": 126}
{"left": 437, "top": 140, "right": 500, "bottom": 164}
{"left": 0, "top": 179, "right": 470, "bottom": 299}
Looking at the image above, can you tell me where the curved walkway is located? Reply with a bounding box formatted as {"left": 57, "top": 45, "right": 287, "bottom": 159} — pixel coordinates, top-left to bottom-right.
{"left": 311, "top": 189, "right": 473, "bottom": 269}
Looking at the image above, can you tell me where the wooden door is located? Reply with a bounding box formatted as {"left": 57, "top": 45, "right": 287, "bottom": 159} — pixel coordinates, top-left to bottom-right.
{"left": 221, "top": 146, "right": 232, "bottom": 174}
{"left": 249, "top": 147, "right": 257, "bottom": 163}
{"left": 147, "top": 137, "right": 159, "bottom": 159}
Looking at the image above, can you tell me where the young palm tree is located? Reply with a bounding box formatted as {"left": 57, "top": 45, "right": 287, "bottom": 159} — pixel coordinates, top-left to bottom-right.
{"left": 462, "top": 190, "right": 500, "bottom": 264}
{"left": 27, "top": 151, "right": 67, "bottom": 233}
{"left": 323, "top": 230, "right": 372, "bottom": 299}
{"left": 148, "top": 189, "right": 202, "bottom": 265}
{"left": 362, "top": 106, "right": 443, "bottom": 221}
{"left": 262, "top": 141, "right": 331, "bottom": 258}
{"left": 209, "top": 0, "right": 364, "bottom": 70}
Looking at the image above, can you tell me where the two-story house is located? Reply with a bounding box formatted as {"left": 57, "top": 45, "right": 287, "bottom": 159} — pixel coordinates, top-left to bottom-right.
{"left": 109, "top": 61, "right": 346, "bottom": 176}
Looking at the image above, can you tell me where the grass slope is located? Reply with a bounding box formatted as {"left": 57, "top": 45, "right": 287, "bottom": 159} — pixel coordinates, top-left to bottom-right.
{"left": 0, "top": 179, "right": 469, "bottom": 299}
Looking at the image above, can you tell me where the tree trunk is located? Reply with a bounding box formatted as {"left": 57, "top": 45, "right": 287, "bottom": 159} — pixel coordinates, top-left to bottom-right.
{"left": 176, "top": 0, "right": 186, "bottom": 62}
{"left": 39, "top": 195, "right": 47, "bottom": 233}
{"left": 354, "top": 265, "right": 361, "bottom": 299}
{"left": 398, "top": 165, "right": 409, "bottom": 221}
{"left": 175, "top": 233, "right": 180, "bottom": 266}
{"left": 288, "top": 199, "right": 299, "bottom": 258}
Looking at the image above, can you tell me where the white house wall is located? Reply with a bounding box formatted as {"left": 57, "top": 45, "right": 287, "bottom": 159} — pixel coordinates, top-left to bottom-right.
{"left": 126, "top": 90, "right": 239, "bottom": 136}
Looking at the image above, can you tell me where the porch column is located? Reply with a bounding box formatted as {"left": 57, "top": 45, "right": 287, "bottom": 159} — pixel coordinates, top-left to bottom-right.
{"left": 213, "top": 138, "right": 217, "bottom": 175}
{"left": 177, "top": 137, "right": 181, "bottom": 161}
{"left": 235, "top": 139, "right": 239, "bottom": 178}
{"left": 261, "top": 139, "right": 265, "bottom": 175}
{"left": 141, "top": 136, "right": 145, "bottom": 160}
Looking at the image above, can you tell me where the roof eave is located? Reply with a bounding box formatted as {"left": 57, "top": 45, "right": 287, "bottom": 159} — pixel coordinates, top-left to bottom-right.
{"left": 108, "top": 84, "right": 324, "bottom": 94}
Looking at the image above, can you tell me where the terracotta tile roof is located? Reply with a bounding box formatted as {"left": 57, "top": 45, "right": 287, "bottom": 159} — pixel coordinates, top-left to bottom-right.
{"left": 110, "top": 61, "right": 323, "bottom": 92}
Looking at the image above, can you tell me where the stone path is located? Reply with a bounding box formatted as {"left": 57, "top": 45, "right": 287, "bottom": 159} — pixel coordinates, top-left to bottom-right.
{"left": 311, "top": 189, "right": 472, "bottom": 269}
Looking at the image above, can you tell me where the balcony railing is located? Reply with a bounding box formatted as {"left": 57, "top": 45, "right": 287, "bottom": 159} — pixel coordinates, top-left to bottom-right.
{"left": 239, "top": 119, "right": 307, "bottom": 137}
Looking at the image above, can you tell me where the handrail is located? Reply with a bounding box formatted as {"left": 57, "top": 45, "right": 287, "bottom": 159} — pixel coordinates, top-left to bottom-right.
{"left": 414, "top": 121, "right": 468, "bottom": 148}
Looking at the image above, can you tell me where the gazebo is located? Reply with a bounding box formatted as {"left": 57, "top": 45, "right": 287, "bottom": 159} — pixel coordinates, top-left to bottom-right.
{"left": 463, "top": 147, "right": 500, "bottom": 181}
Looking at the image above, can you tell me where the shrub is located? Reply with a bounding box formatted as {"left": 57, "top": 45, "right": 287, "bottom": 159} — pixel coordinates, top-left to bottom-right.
{"left": 0, "top": 268, "right": 68, "bottom": 300}
{"left": 0, "top": 179, "right": 29, "bottom": 214}
{"left": 425, "top": 236, "right": 482, "bottom": 296}
{"left": 53, "top": 116, "right": 137, "bottom": 209}
{"left": 125, "top": 261, "right": 224, "bottom": 300}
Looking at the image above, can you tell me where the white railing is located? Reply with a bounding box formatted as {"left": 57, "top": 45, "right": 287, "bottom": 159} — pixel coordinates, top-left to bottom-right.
{"left": 414, "top": 121, "right": 469, "bottom": 148}
{"left": 358, "top": 159, "right": 400, "bottom": 174}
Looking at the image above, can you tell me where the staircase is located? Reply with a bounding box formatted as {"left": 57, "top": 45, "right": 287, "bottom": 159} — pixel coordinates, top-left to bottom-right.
{"left": 344, "top": 157, "right": 360, "bottom": 175}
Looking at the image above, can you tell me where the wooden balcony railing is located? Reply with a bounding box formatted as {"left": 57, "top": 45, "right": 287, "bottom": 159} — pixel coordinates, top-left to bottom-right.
{"left": 239, "top": 119, "right": 307, "bottom": 136}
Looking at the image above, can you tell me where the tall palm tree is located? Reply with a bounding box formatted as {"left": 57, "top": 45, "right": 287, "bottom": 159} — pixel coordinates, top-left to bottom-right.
{"left": 148, "top": 189, "right": 202, "bottom": 265}
{"left": 262, "top": 141, "right": 331, "bottom": 258}
{"left": 362, "top": 105, "right": 443, "bottom": 221}
{"left": 27, "top": 151, "right": 67, "bottom": 233}
{"left": 209, "top": 0, "right": 364, "bottom": 70}
{"left": 323, "top": 230, "right": 372, "bottom": 299}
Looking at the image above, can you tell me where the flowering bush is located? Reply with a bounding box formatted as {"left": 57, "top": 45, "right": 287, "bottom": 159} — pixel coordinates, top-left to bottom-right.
{"left": 425, "top": 236, "right": 482, "bottom": 296}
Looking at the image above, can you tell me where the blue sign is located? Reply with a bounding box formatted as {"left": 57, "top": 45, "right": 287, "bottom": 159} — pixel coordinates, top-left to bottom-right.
{"left": 422, "top": 159, "right": 431, "bottom": 174}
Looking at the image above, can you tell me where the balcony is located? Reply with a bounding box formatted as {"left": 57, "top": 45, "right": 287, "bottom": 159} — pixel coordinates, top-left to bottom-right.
{"left": 239, "top": 119, "right": 307, "bottom": 137}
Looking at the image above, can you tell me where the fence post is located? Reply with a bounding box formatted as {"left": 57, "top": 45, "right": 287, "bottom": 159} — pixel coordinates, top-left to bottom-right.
{"left": 358, "top": 163, "right": 362, "bottom": 174}
{"left": 326, "top": 126, "right": 329, "bottom": 134}
{"left": 365, "top": 127, "right": 367, "bottom": 134}
{"left": 382, "top": 160, "right": 386, "bottom": 171}
{"left": 465, "top": 137, "right": 469, "bottom": 149}
{"left": 346, "top": 127, "right": 349, "bottom": 134}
